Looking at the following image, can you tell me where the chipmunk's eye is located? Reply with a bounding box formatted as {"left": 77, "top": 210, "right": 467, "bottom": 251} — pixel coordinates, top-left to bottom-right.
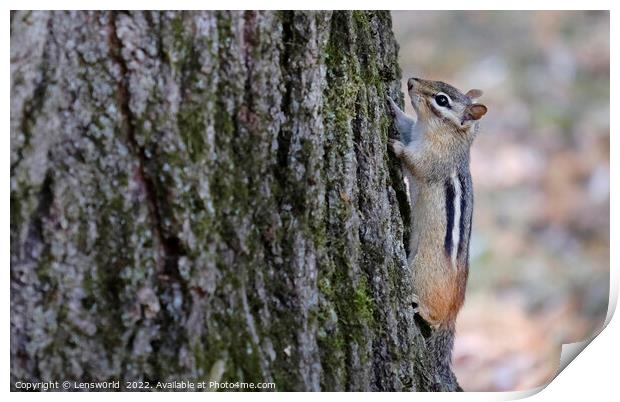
{"left": 435, "top": 94, "right": 450, "bottom": 107}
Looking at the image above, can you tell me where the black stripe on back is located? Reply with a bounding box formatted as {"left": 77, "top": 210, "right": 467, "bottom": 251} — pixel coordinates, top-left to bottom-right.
{"left": 444, "top": 178, "right": 455, "bottom": 256}
{"left": 457, "top": 173, "right": 472, "bottom": 266}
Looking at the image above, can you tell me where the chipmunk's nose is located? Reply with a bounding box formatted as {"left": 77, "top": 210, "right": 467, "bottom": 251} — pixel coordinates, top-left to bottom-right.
{"left": 407, "top": 77, "right": 419, "bottom": 91}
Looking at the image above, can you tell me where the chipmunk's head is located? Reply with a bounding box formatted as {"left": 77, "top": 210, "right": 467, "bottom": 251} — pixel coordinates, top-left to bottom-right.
{"left": 407, "top": 77, "right": 487, "bottom": 142}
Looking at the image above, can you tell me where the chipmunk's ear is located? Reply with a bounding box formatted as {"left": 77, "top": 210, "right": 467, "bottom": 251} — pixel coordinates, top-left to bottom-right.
{"left": 464, "top": 103, "right": 487, "bottom": 121}
{"left": 466, "top": 89, "right": 483, "bottom": 99}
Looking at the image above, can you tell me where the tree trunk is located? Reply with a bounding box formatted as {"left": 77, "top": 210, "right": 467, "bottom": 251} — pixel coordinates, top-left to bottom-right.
{"left": 10, "top": 10, "right": 458, "bottom": 391}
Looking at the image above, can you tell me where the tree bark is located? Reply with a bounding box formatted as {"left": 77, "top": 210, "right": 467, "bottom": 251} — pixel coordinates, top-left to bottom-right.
{"left": 10, "top": 10, "right": 458, "bottom": 391}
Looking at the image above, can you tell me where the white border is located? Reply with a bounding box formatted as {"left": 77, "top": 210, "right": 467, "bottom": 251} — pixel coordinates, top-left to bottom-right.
{"left": 4, "top": 2, "right": 616, "bottom": 400}
{"left": 1, "top": 1, "right": 617, "bottom": 10}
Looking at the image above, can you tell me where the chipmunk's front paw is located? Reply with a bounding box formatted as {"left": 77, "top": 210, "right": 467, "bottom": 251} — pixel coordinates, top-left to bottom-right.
{"left": 386, "top": 95, "right": 399, "bottom": 117}
{"left": 388, "top": 138, "right": 405, "bottom": 157}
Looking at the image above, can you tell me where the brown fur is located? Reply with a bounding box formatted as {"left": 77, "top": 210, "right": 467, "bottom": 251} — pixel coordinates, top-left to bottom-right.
{"left": 388, "top": 78, "right": 486, "bottom": 384}
{"left": 415, "top": 260, "right": 467, "bottom": 329}
{"left": 389, "top": 77, "right": 486, "bottom": 329}
{"left": 410, "top": 183, "right": 468, "bottom": 329}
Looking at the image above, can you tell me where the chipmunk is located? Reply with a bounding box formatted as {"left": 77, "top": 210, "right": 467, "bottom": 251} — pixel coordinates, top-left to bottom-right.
{"left": 387, "top": 77, "right": 487, "bottom": 389}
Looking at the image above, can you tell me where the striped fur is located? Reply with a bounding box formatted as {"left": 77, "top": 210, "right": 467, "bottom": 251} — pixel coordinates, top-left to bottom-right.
{"left": 387, "top": 77, "right": 485, "bottom": 378}
{"left": 443, "top": 171, "right": 473, "bottom": 270}
{"left": 443, "top": 178, "right": 455, "bottom": 258}
{"left": 457, "top": 172, "right": 473, "bottom": 269}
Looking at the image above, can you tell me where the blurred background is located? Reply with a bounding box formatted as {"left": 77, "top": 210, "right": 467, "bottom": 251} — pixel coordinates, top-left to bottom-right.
{"left": 392, "top": 11, "right": 610, "bottom": 391}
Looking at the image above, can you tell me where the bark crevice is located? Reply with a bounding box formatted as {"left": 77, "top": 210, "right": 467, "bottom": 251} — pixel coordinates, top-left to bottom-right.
{"left": 11, "top": 15, "right": 53, "bottom": 175}
{"left": 109, "top": 12, "right": 189, "bottom": 281}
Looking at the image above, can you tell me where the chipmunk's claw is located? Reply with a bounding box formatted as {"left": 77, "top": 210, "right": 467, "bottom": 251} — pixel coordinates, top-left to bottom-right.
{"left": 386, "top": 95, "right": 398, "bottom": 116}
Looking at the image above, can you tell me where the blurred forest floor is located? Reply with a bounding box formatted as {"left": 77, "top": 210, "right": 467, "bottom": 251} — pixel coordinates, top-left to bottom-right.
{"left": 392, "top": 11, "right": 609, "bottom": 391}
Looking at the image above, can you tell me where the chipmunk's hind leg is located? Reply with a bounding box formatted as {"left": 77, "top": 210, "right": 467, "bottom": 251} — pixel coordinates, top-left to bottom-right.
{"left": 387, "top": 95, "right": 415, "bottom": 144}
{"left": 410, "top": 293, "right": 435, "bottom": 339}
{"left": 411, "top": 292, "right": 420, "bottom": 314}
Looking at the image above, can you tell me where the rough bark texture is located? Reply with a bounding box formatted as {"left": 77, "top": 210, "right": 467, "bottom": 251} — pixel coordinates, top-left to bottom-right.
{"left": 10, "top": 10, "right": 458, "bottom": 391}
